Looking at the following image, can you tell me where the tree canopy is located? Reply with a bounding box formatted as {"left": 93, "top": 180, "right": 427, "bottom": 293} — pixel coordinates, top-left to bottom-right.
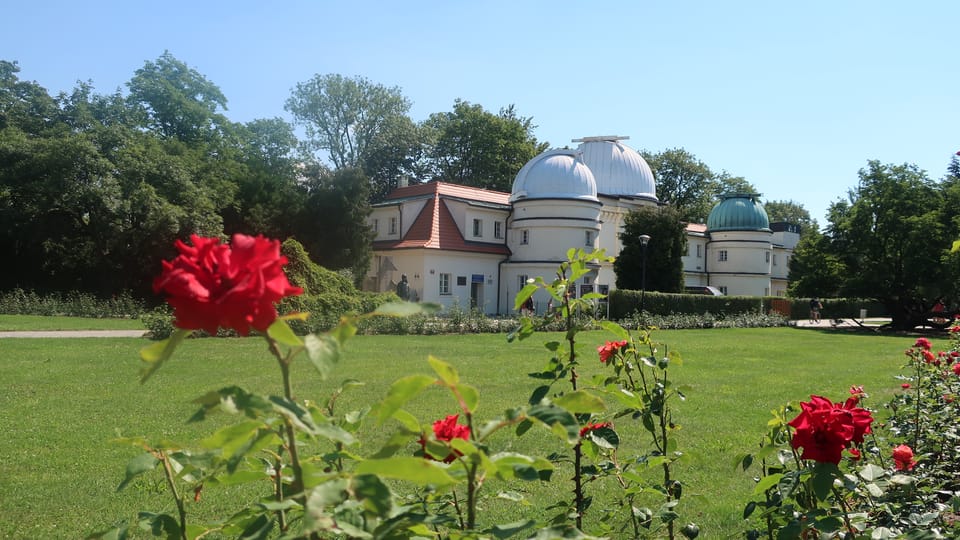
{"left": 423, "top": 100, "right": 548, "bottom": 192}
{"left": 614, "top": 206, "right": 687, "bottom": 293}
{"left": 788, "top": 160, "right": 960, "bottom": 329}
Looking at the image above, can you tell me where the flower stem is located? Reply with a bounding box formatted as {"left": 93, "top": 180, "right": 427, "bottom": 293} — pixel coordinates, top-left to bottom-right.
{"left": 158, "top": 452, "right": 188, "bottom": 540}
{"left": 270, "top": 338, "right": 305, "bottom": 498}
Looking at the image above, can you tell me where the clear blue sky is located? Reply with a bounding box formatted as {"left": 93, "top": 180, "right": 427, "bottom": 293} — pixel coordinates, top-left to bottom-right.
{"left": 5, "top": 1, "right": 958, "bottom": 225}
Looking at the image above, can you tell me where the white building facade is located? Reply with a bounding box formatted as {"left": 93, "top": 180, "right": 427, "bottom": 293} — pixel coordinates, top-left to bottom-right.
{"left": 365, "top": 136, "right": 798, "bottom": 315}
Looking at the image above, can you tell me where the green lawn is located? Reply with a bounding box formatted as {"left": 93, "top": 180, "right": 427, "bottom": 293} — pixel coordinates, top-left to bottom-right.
{"left": 0, "top": 314, "right": 146, "bottom": 331}
{"left": 0, "top": 326, "right": 948, "bottom": 539}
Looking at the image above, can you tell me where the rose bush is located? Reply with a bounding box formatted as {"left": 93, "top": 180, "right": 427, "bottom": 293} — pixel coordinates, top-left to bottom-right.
{"left": 96, "top": 237, "right": 959, "bottom": 540}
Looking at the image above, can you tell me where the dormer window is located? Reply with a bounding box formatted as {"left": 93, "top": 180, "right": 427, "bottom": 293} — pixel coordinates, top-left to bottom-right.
{"left": 472, "top": 218, "right": 482, "bottom": 237}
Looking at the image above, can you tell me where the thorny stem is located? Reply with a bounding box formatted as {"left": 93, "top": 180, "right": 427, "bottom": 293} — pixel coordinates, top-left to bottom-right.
{"left": 273, "top": 452, "right": 287, "bottom": 531}
{"left": 562, "top": 286, "right": 586, "bottom": 530}
{"left": 269, "top": 338, "right": 305, "bottom": 499}
{"left": 913, "top": 353, "right": 923, "bottom": 451}
{"left": 657, "top": 369, "right": 675, "bottom": 540}
{"left": 158, "top": 452, "right": 188, "bottom": 540}
{"left": 451, "top": 489, "right": 466, "bottom": 530}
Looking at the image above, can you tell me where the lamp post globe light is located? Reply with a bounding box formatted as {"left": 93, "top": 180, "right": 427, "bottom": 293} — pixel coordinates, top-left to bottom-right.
{"left": 639, "top": 234, "right": 650, "bottom": 318}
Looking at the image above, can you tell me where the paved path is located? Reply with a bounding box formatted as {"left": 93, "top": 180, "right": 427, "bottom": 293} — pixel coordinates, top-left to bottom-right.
{"left": 0, "top": 330, "right": 147, "bottom": 338}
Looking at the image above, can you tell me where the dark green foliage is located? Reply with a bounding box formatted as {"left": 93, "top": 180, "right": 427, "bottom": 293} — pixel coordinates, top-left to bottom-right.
{"left": 615, "top": 206, "right": 686, "bottom": 292}
{"left": 280, "top": 238, "right": 385, "bottom": 333}
{"left": 608, "top": 289, "right": 886, "bottom": 322}
{"left": 791, "top": 160, "right": 960, "bottom": 330}
{"left": 423, "top": 100, "right": 548, "bottom": 192}
{"left": 0, "top": 288, "right": 144, "bottom": 318}
{"left": 292, "top": 167, "right": 374, "bottom": 284}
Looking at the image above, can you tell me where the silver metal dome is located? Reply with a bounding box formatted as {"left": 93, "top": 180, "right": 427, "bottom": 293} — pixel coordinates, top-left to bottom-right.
{"left": 575, "top": 136, "right": 657, "bottom": 200}
{"left": 510, "top": 149, "right": 598, "bottom": 202}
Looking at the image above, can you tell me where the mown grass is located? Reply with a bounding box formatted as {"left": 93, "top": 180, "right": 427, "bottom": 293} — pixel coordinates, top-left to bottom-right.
{"left": 0, "top": 327, "right": 949, "bottom": 538}
{"left": 0, "top": 314, "right": 146, "bottom": 331}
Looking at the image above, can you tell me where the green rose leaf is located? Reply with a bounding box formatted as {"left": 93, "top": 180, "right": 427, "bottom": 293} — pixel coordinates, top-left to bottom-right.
{"left": 304, "top": 333, "right": 341, "bottom": 380}
{"left": 553, "top": 390, "right": 606, "bottom": 414}
{"left": 136, "top": 512, "right": 182, "bottom": 539}
{"left": 811, "top": 462, "right": 841, "bottom": 501}
{"left": 355, "top": 457, "right": 456, "bottom": 486}
{"left": 599, "top": 320, "right": 629, "bottom": 340}
{"left": 526, "top": 403, "right": 580, "bottom": 443}
{"left": 753, "top": 473, "right": 784, "bottom": 496}
{"left": 453, "top": 383, "right": 480, "bottom": 413}
{"left": 139, "top": 328, "right": 190, "bottom": 383}
{"left": 373, "top": 375, "right": 437, "bottom": 424}
{"left": 266, "top": 318, "right": 302, "bottom": 347}
{"left": 491, "top": 520, "right": 536, "bottom": 539}
{"left": 428, "top": 355, "right": 459, "bottom": 385}
{"left": 117, "top": 452, "right": 160, "bottom": 491}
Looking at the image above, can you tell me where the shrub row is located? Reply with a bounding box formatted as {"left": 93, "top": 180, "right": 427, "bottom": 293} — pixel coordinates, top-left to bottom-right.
{"left": 0, "top": 288, "right": 145, "bottom": 318}
{"left": 608, "top": 289, "right": 888, "bottom": 320}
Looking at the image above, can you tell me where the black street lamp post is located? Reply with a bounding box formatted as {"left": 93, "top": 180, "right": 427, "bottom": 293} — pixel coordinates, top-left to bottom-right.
{"left": 639, "top": 234, "right": 650, "bottom": 318}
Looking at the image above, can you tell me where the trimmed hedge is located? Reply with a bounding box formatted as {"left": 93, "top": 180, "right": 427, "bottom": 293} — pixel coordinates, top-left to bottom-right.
{"left": 608, "top": 289, "right": 888, "bottom": 320}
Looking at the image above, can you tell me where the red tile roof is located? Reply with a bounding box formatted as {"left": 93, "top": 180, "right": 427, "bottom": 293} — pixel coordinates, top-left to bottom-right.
{"left": 383, "top": 181, "right": 511, "bottom": 206}
{"left": 374, "top": 190, "right": 510, "bottom": 255}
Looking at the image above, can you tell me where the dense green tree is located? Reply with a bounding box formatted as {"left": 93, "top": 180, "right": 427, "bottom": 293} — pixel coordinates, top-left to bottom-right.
{"left": 764, "top": 199, "right": 817, "bottom": 236}
{"left": 786, "top": 231, "right": 844, "bottom": 297}
{"left": 0, "top": 60, "right": 59, "bottom": 132}
{"left": 362, "top": 114, "right": 430, "bottom": 201}
{"left": 820, "top": 161, "right": 950, "bottom": 329}
{"left": 423, "top": 100, "right": 548, "bottom": 192}
{"left": 222, "top": 117, "right": 304, "bottom": 238}
{"left": 715, "top": 172, "right": 757, "bottom": 197}
{"left": 294, "top": 166, "right": 374, "bottom": 285}
{"left": 641, "top": 148, "right": 717, "bottom": 223}
{"left": 126, "top": 51, "right": 229, "bottom": 143}
{"left": 286, "top": 73, "right": 412, "bottom": 170}
{"left": 614, "top": 206, "right": 687, "bottom": 293}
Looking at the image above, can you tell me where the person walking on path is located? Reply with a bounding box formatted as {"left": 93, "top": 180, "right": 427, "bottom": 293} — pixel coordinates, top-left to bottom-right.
{"left": 809, "top": 297, "right": 823, "bottom": 324}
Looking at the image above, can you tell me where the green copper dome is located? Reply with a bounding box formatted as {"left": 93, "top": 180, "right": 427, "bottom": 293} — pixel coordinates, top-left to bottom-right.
{"left": 706, "top": 194, "right": 771, "bottom": 232}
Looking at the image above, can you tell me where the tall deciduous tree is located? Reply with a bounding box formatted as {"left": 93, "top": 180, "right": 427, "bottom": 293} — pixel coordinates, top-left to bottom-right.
{"left": 294, "top": 166, "right": 374, "bottom": 285}
{"left": 817, "top": 161, "right": 949, "bottom": 329}
{"left": 424, "top": 100, "right": 547, "bottom": 192}
{"left": 614, "top": 206, "right": 687, "bottom": 292}
{"left": 127, "top": 51, "right": 229, "bottom": 143}
{"left": 286, "top": 73, "right": 413, "bottom": 171}
{"left": 641, "top": 148, "right": 717, "bottom": 223}
{"left": 764, "top": 199, "right": 816, "bottom": 233}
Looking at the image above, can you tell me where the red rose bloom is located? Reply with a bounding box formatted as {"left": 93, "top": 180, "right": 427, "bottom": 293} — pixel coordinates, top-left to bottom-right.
{"left": 420, "top": 414, "right": 471, "bottom": 463}
{"left": 579, "top": 422, "right": 612, "bottom": 438}
{"left": 597, "top": 340, "right": 628, "bottom": 363}
{"left": 901, "top": 383, "right": 911, "bottom": 389}
{"left": 892, "top": 444, "right": 916, "bottom": 471}
{"left": 787, "top": 395, "right": 874, "bottom": 465}
{"left": 914, "top": 337, "right": 932, "bottom": 350}
{"left": 922, "top": 350, "right": 937, "bottom": 364}
{"left": 953, "top": 363, "right": 960, "bottom": 376}
{"left": 153, "top": 234, "right": 302, "bottom": 336}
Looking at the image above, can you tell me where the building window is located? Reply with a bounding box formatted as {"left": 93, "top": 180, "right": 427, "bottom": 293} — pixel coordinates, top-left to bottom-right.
{"left": 520, "top": 230, "right": 529, "bottom": 245}
{"left": 494, "top": 221, "right": 503, "bottom": 239}
{"left": 585, "top": 230, "right": 593, "bottom": 246}
{"left": 472, "top": 218, "right": 482, "bottom": 237}
{"left": 517, "top": 274, "right": 529, "bottom": 291}
{"left": 718, "top": 250, "right": 728, "bottom": 262}
{"left": 389, "top": 217, "right": 398, "bottom": 235}
{"left": 773, "top": 254, "right": 778, "bottom": 266}
{"left": 719, "top": 286, "right": 728, "bottom": 295}
{"left": 372, "top": 219, "right": 378, "bottom": 233}
{"left": 439, "top": 273, "right": 451, "bottom": 295}
{"left": 765, "top": 251, "right": 771, "bottom": 263}
{"left": 696, "top": 244, "right": 702, "bottom": 258}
